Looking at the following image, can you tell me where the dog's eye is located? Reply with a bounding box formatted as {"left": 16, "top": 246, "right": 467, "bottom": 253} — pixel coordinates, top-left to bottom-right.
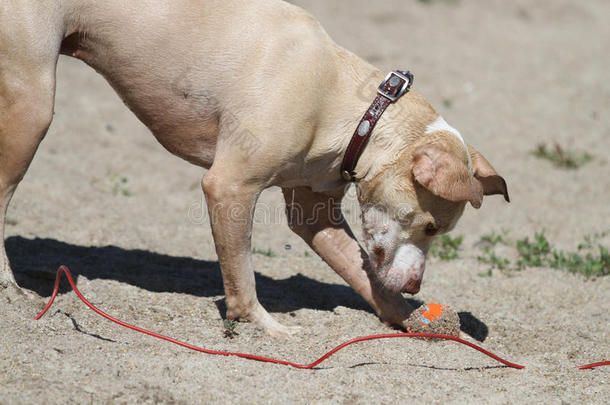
{"left": 425, "top": 223, "right": 438, "bottom": 236}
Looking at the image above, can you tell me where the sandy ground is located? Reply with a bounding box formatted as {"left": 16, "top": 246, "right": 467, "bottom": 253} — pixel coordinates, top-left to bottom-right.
{"left": 1, "top": 0, "right": 609, "bottom": 403}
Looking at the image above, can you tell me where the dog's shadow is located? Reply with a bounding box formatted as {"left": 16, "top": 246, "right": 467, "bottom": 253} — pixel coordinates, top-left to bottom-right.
{"left": 6, "top": 236, "right": 488, "bottom": 341}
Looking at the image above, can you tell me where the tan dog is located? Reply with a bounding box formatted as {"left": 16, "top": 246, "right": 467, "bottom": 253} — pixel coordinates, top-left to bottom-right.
{"left": 0, "top": 0, "right": 508, "bottom": 336}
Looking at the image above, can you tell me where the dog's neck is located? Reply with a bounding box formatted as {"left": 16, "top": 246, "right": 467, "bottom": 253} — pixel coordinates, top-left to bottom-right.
{"left": 309, "top": 51, "right": 426, "bottom": 195}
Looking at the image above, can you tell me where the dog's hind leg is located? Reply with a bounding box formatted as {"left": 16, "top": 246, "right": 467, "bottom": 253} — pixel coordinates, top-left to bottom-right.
{"left": 0, "top": 3, "right": 62, "bottom": 289}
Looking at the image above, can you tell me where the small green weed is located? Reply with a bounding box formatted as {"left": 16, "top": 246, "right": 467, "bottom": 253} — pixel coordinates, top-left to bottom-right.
{"left": 531, "top": 143, "right": 593, "bottom": 169}
{"left": 223, "top": 319, "right": 239, "bottom": 339}
{"left": 252, "top": 248, "right": 276, "bottom": 257}
{"left": 110, "top": 175, "right": 132, "bottom": 196}
{"left": 548, "top": 246, "right": 609, "bottom": 278}
{"left": 478, "top": 268, "right": 493, "bottom": 278}
{"left": 516, "top": 232, "right": 552, "bottom": 269}
{"left": 477, "top": 247, "right": 511, "bottom": 274}
{"left": 430, "top": 234, "right": 463, "bottom": 261}
{"left": 476, "top": 230, "right": 608, "bottom": 278}
{"left": 578, "top": 232, "right": 609, "bottom": 251}
{"left": 479, "top": 229, "right": 510, "bottom": 247}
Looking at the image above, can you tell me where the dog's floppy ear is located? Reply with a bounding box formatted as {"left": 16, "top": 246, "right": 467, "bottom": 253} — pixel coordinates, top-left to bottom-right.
{"left": 412, "top": 144, "right": 484, "bottom": 208}
{"left": 468, "top": 145, "right": 510, "bottom": 203}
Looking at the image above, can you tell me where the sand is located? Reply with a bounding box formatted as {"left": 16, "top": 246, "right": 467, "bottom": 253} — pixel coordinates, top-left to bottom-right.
{"left": 1, "top": 0, "right": 608, "bottom": 403}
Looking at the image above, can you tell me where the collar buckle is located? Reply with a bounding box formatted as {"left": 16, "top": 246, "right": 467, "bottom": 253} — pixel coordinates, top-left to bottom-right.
{"left": 377, "top": 71, "right": 413, "bottom": 102}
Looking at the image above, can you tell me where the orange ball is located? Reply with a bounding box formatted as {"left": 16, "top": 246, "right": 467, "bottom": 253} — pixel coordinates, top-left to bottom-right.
{"left": 405, "top": 302, "right": 461, "bottom": 337}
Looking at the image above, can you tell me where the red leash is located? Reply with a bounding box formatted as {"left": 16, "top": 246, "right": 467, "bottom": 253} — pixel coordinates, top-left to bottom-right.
{"left": 577, "top": 361, "right": 610, "bottom": 370}
{"left": 34, "top": 266, "right": 606, "bottom": 370}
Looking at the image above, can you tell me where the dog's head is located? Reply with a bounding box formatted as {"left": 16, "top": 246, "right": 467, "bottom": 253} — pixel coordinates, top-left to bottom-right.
{"left": 358, "top": 116, "right": 509, "bottom": 294}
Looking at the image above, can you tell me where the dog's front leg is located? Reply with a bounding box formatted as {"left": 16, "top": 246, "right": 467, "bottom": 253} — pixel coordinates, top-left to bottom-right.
{"left": 202, "top": 170, "right": 300, "bottom": 337}
{"left": 282, "top": 187, "right": 413, "bottom": 327}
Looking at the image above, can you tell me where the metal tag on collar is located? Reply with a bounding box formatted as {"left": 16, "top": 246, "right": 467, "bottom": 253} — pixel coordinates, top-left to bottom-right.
{"left": 341, "top": 170, "right": 355, "bottom": 182}
{"left": 377, "top": 71, "right": 413, "bottom": 102}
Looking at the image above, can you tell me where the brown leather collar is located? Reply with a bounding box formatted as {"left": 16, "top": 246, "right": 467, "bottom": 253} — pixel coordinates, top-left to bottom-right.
{"left": 340, "top": 70, "right": 414, "bottom": 182}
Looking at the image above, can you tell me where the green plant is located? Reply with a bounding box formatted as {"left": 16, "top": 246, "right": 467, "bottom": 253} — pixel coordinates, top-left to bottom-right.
{"left": 430, "top": 234, "right": 463, "bottom": 261}
{"left": 514, "top": 232, "right": 608, "bottom": 278}
{"left": 479, "top": 229, "right": 510, "bottom": 247}
{"left": 477, "top": 268, "right": 493, "bottom": 278}
{"left": 475, "top": 230, "right": 608, "bottom": 279}
{"left": 110, "top": 175, "right": 132, "bottom": 196}
{"left": 548, "top": 245, "right": 609, "bottom": 278}
{"left": 223, "top": 319, "right": 239, "bottom": 339}
{"left": 516, "top": 232, "right": 551, "bottom": 269}
{"left": 531, "top": 143, "right": 593, "bottom": 169}
{"left": 577, "top": 232, "right": 609, "bottom": 251}
{"left": 476, "top": 230, "right": 512, "bottom": 274}
{"left": 252, "top": 248, "right": 276, "bottom": 257}
{"left": 477, "top": 247, "right": 510, "bottom": 273}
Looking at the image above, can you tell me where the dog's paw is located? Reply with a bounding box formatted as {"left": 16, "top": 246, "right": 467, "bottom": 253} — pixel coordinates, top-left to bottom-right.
{"left": 246, "top": 303, "right": 302, "bottom": 338}
{"left": 266, "top": 323, "right": 302, "bottom": 339}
